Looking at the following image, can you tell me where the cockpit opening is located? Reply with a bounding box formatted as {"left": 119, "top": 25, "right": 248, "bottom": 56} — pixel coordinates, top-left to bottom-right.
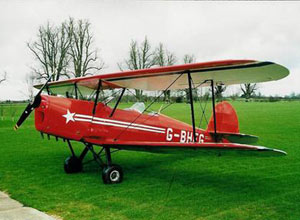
{"left": 124, "top": 102, "right": 145, "bottom": 114}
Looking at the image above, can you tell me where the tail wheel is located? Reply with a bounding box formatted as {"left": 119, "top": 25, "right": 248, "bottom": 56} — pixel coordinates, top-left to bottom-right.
{"left": 102, "top": 164, "right": 123, "bottom": 184}
{"left": 64, "top": 156, "right": 82, "bottom": 173}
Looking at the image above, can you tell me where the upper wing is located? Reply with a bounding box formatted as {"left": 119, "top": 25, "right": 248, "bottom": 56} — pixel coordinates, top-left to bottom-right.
{"left": 34, "top": 60, "right": 289, "bottom": 91}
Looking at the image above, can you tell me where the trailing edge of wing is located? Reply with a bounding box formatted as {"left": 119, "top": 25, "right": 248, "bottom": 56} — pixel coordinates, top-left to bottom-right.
{"left": 34, "top": 59, "right": 289, "bottom": 91}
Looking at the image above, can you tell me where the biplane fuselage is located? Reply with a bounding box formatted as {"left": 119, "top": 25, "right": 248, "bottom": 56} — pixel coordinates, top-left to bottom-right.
{"left": 35, "top": 95, "right": 215, "bottom": 149}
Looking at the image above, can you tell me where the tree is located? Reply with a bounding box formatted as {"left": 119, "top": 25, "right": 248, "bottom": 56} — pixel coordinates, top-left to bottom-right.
{"left": 119, "top": 37, "right": 156, "bottom": 100}
{"left": 215, "top": 85, "right": 226, "bottom": 102}
{"left": 28, "top": 18, "right": 104, "bottom": 82}
{"left": 0, "top": 71, "right": 7, "bottom": 85}
{"left": 241, "top": 83, "right": 257, "bottom": 101}
{"left": 154, "top": 43, "right": 177, "bottom": 101}
{"left": 68, "top": 18, "right": 104, "bottom": 78}
{"left": 27, "top": 21, "right": 71, "bottom": 81}
{"left": 183, "top": 54, "right": 196, "bottom": 102}
{"left": 154, "top": 43, "right": 177, "bottom": 67}
{"left": 183, "top": 54, "right": 195, "bottom": 64}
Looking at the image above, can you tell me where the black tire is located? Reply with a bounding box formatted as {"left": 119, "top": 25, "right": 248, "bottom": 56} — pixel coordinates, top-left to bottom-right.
{"left": 102, "top": 164, "right": 123, "bottom": 184}
{"left": 64, "top": 156, "right": 82, "bottom": 173}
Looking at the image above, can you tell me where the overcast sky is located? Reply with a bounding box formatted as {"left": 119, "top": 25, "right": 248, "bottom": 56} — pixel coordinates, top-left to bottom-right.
{"left": 0, "top": 0, "right": 299, "bottom": 100}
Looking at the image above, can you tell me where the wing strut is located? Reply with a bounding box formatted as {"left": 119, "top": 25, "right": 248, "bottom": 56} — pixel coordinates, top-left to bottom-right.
{"left": 210, "top": 80, "right": 218, "bottom": 142}
{"left": 74, "top": 83, "right": 78, "bottom": 99}
{"left": 187, "top": 71, "right": 197, "bottom": 143}
{"left": 110, "top": 88, "right": 126, "bottom": 117}
{"left": 93, "top": 80, "right": 102, "bottom": 115}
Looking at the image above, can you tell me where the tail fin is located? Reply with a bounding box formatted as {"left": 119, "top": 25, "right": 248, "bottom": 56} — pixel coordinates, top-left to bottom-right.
{"left": 206, "top": 101, "right": 258, "bottom": 144}
{"left": 207, "top": 101, "right": 239, "bottom": 134}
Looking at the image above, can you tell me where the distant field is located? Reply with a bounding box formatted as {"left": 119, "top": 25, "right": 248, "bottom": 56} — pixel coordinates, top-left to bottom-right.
{"left": 0, "top": 101, "right": 300, "bottom": 220}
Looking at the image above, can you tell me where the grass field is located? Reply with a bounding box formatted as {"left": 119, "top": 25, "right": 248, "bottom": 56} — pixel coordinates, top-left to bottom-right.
{"left": 0, "top": 101, "right": 300, "bottom": 220}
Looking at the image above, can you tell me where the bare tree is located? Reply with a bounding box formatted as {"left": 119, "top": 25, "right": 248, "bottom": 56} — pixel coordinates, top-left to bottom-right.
{"left": 183, "top": 54, "right": 195, "bottom": 64}
{"left": 119, "top": 37, "right": 156, "bottom": 99}
{"left": 154, "top": 43, "right": 177, "bottom": 101}
{"left": 0, "top": 71, "right": 7, "bottom": 85}
{"left": 27, "top": 21, "right": 71, "bottom": 81}
{"left": 183, "top": 54, "right": 196, "bottom": 102}
{"left": 215, "top": 85, "right": 226, "bottom": 102}
{"left": 68, "top": 18, "right": 104, "bottom": 78}
{"left": 155, "top": 43, "right": 177, "bottom": 66}
{"left": 28, "top": 18, "right": 104, "bottom": 82}
{"left": 241, "top": 83, "right": 257, "bottom": 101}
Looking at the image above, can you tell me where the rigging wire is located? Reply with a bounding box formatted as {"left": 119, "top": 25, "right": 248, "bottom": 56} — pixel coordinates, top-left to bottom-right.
{"left": 113, "top": 73, "right": 184, "bottom": 141}
{"left": 190, "top": 78, "right": 210, "bottom": 129}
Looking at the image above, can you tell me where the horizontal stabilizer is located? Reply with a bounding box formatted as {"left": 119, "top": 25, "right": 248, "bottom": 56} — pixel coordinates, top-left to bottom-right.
{"left": 225, "top": 133, "right": 258, "bottom": 144}
{"left": 211, "top": 132, "right": 259, "bottom": 144}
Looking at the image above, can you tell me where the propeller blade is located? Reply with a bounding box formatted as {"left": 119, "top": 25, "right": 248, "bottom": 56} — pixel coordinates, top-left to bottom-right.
{"left": 14, "top": 75, "right": 52, "bottom": 130}
{"left": 35, "top": 74, "right": 52, "bottom": 97}
{"left": 14, "top": 103, "right": 34, "bottom": 130}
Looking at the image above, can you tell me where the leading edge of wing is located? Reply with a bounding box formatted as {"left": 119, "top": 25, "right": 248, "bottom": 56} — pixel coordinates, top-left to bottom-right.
{"left": 104, "top": 141, "right": 287, "bottom": 156}
{"left": 33, "top": 59, "right": 289, "bottom": 91}
{"left": 33, "top": 59, "right": 273, "bottom": 90}
{"left": 34, "top": 77, "right": 121, "bottom": 90}
{"left": 33, "top": 59, "right": 255, "bottom": 89}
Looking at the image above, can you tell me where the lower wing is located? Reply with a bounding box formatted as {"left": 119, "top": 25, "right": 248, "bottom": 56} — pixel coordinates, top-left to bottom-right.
{"left": 103, "top": 141, "right": 286, "bottom": 156}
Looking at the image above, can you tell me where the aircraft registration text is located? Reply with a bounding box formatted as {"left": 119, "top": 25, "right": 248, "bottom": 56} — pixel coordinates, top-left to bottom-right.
{"left": 166, "top": 128, "right": 204, "bottom": 143}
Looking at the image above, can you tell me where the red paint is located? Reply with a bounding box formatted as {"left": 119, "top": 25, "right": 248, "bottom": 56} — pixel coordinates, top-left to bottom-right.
{"left": 34, "top": 95, "right": 265, "bottom": 152}
{"left": 207, "top": 101, "right": 239, "bottom": 134}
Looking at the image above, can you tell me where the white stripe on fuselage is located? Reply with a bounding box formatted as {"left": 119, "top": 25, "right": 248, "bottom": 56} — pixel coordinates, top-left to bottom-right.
{"left": 91, "top": 120, "right": 165, "bottom": 133}
{"left": 73, "top": 113, "right": 165, "bottom": 134}
{"left": 76, "top": 113, "right": 165, "bottom": 131}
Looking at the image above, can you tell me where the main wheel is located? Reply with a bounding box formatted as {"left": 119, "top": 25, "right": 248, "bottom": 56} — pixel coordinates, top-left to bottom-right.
{"left": 102, "top": 165, "right": 123, "bottom": 184}
{"left": 64, "top": 156, "right": 82, "bottom": 173}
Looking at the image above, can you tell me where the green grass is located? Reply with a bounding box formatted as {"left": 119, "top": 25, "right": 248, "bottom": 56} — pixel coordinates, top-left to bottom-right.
{"left": 0, "top": 101, "right": 300, "bottom": 219}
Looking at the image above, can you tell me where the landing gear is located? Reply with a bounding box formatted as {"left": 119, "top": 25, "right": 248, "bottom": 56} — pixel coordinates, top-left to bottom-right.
{"left": 101, "top": 147, "right": 123, "bottom": 184}
{"left": 63, "top": 140, "right": 86, "bottom": 174}
{"left": 64, "top": 140, "right": 123, "bottom": 184}
{"left": 102, "top": 165, "right": 123, "bottom": 184}
{"left": 64, "top": 156, "right": 82, "bottom": 173}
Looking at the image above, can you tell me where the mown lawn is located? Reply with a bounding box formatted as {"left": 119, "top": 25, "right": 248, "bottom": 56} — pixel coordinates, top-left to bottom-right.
{"left": 0, "top": 101, "right": 300, "bottom": 220}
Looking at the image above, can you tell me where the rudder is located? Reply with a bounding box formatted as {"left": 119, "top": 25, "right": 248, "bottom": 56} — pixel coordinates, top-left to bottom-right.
{"left": 206, "top": 101, "right": 239, "bottom": 134}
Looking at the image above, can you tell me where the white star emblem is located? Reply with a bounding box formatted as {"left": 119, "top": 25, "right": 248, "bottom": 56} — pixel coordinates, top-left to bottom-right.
{"left": 62, "top": 109, "right": 75, "bottom": 124}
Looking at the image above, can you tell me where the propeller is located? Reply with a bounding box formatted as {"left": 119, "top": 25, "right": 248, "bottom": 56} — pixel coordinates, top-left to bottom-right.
{"left": 14, "top": 75, "right": 52, "bottom": 130}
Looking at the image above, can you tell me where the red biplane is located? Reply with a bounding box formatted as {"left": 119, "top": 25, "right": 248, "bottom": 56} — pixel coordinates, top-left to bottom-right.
{"left": 15, "top": 60, "right": 289, "bottom": 184}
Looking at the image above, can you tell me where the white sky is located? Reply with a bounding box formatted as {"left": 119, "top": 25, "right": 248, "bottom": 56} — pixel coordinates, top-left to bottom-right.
{"left": 0, "top": 0, "right": 300, "bottom": 100}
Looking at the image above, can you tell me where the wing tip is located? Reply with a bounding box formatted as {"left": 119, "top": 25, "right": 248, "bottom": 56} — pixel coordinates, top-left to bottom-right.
{"left": 257, "top": 146, "right": 287, "bottom": 156}
{"left": 272, "top": 149, "right": 287, "bottom": 155}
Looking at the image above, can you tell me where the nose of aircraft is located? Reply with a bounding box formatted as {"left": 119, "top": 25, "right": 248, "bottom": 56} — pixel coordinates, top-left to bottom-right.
{"left": 14, "top": 75, "right": 52, "bottom": 130}
{"left": 14, "top": 95, "right": 41, "bottom": 130}
{"left": 34, "top": 95, "right": 49, "bottom": 127}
